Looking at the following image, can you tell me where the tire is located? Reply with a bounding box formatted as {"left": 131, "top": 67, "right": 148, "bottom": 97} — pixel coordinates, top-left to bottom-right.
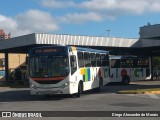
{"left": 122, "top": 76, "right": 130, "bottom": 85}
{"left": 94, "top": 78, "right": 103, "bottom": 92}
{"left": 75, "top": 82, "right": 83, "bottom": 97}
{"left": 44, "top": 95, "right": 51, "bottom": 98}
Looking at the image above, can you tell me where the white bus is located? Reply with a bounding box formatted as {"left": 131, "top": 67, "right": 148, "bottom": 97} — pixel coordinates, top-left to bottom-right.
{"left": 29, "top": 46, "right": 110, "bottom": 97}
{"left": 109, "top": 56, "right": 151, "bottom": 84}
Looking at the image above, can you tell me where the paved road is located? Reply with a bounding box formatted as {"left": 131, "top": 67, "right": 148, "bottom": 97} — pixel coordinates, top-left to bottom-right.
{"left": 0, "top": 80, "right": 160, "bottom": 120}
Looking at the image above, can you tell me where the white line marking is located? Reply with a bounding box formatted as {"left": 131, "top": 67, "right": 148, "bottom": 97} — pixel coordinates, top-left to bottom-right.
{"left": 148, "top": 94, "right": 159, "bottom": 99}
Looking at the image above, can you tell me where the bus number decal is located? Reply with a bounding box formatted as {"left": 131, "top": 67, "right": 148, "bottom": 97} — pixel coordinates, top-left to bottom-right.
{"left": 80, "top": 68, "right": 109, "bottom": 82}
{"left": 103, "top": 68, "right": 109, "bottom": 78}
{"left": 80, "top": 68, "right": 91, "bottom": 82}
{"left": 121, "top": 69, "right": 127, "bottom": 77}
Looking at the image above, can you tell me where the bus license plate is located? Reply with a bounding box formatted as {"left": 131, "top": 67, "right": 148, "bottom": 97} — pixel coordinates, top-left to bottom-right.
{"left": 39, "top": 90, "right": 59, "bottom": 94}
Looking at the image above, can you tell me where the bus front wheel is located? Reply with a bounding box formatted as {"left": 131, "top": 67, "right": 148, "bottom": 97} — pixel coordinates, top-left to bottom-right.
{"left": 122, "top": 76, "right": 130, "bottom": 85}
{"left": 75, "top": 81, "right": 83, "bottom": 97}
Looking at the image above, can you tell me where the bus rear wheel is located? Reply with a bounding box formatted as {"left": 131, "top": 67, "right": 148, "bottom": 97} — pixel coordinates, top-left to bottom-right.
{"left": 122, "top": 76, "right": 130, "bottom": 85}
{"left": 94, "top": 78, "right": 103, "bottom": 92}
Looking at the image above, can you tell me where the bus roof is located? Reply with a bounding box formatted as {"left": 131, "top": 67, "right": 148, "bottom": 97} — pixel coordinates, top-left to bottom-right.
{"left": 110, "top": 55, "right": 149, "bottom": 60}
{"left": 109, "top": 56, "right": 122, "bottom": 59}
{"left": 75, "top": 46, "right": 109, "bottom": 54}
{"left": 29, "top": 45, "right": 109, "bottom": 55}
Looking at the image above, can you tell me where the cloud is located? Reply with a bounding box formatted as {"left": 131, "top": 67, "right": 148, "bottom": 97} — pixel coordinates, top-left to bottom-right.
{"left": 59, "top": 12, "right": 103, "bottom": 24}
{"left": 0, "top": 9, "right": 59, "bottom": 37}
{"left": 15, "top": 9, "right": 59, "bottom": 33}
{"left": 41, "top": 0, "right": 160, "bottom": 15}
{"left": 81, "top": 0, "right": 149, "bottom": 14}
{"left": 41, "top": 0, "right": 76, "bottom": 8}
{"left": 0, "top": 15, "right": 18, "bottom": 34}
{"left": 2, "top": 0, "right": 160, "bottom": 37}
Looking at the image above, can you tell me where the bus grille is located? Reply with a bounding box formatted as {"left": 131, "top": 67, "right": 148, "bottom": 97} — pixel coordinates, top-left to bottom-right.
{"left": 32, "top": 77, "right": 66, "bottom": 84}
{"left": 34, "top": 80, "right": 61, "bottom": 84}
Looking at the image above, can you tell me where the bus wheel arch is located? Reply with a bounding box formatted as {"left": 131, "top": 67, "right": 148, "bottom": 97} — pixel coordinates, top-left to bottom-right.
{"left": 100, "top": 77, "right": 103, "bottom": 87}
{"left": 75, "top": 80, "right": 83, "bottom": 97}
{"left": 122, "top": 75, "right": 130, "bottom": 85}
{"left": 94, "top": 77, "right": 103, "bottom": 92}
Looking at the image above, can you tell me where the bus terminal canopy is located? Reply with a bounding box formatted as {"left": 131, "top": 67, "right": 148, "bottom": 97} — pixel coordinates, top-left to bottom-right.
{"left": 0, "top": 33, "right": 160, "bottom": 55}
{"left": 0, "top": 33, "right": 140, "bottom": 54}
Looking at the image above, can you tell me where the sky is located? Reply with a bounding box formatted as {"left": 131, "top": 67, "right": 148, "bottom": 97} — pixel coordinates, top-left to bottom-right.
{"left": 0, "top": 0, "right": 160, "bottom": 38}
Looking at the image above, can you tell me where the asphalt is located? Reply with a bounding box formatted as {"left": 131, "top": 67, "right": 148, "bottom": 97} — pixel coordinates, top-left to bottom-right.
{"left": 0, "top": 80, "right": 160, "bottom": 120}
{"left": 0, "top": 79, "right": 160, "bottom": 94}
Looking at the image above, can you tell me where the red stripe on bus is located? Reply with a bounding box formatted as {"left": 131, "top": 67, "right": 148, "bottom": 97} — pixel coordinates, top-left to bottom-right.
{"left": 32, "top": 77, "right": 66, "bottom": 81}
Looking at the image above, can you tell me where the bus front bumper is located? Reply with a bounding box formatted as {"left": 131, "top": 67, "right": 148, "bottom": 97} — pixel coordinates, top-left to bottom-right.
{"left": 30, "top": 85, "right": 70, "bottom": 95}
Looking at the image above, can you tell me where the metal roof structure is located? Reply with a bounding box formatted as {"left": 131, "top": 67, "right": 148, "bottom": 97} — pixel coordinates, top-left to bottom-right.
{"left": 0, "top": 33, "right": 139, "bottom": 53}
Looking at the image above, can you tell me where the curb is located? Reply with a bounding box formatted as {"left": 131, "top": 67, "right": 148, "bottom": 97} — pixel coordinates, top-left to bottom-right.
{"left": 118, "top": 90, "right": 160, "bottom": 94}
{"left": 144, "top": 91, "right": 160, "bottom": 94}
{"left": 0, "top": 87, "right": 11, "bottom": 90}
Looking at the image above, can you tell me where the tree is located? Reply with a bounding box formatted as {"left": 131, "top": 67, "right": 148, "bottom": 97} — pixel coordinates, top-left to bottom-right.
{"left": 152, "top": 56, "right": 160, "bottom": 69}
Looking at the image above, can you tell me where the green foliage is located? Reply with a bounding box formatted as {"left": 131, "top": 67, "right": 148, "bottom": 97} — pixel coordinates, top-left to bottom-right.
{"left": 152, "top": 56, "right": 160, "bottom": 69}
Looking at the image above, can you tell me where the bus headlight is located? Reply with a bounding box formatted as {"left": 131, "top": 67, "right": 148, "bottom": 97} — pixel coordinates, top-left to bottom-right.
{"left": 30, "top": 84, "right": 37, "bottom": 89}
{"left": 60, "top": 82, "right": 69, "bottom": 88}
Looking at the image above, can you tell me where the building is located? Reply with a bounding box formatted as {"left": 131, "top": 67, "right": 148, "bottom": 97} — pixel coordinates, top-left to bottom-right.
{"left": 0, "top": 29, "right": 27, "bottom": 81}
{"left": 0, "top": 54, "right": 27, "bottom": 81}
{"left": 139, "top": 24, "right": 160, "bottom": 47}
{"left": 0, "top": 29, "right": 11, "bottom": 40}
{"left": 140, "top": 24, "right": 160, "bottom": 39}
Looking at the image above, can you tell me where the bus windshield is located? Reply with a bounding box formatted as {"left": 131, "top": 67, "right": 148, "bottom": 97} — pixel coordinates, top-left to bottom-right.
{"left": 29, "top": 55, "right": 69, "bottom": 78}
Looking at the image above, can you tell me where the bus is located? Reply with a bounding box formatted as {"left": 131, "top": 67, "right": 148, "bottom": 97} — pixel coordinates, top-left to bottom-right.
{"left": 29, "top": 45, "right": 110, "bottom": 97}
{"left": 109, "top": 56, "right": 151, "bottom": 84}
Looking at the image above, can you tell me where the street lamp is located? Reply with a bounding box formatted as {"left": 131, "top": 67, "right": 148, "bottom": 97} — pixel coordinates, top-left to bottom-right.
{"left": 106, "top": 29, "right": 110, "bottom": 37}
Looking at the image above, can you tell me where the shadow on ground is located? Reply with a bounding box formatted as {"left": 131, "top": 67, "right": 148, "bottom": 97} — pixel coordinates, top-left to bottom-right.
{"left": 102, "top": 80, "right": 160, "bottom": 93}
{"left": 0, "top": 89, "right": 72, "bottom": 102}
{"left": 0, "top": 80, "right": 160, "bottom": 102}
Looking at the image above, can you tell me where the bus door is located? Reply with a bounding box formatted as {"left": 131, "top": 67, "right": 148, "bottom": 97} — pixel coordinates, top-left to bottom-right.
{"left": 139, "top": 58, "right": 150, "bottom": 80}
{"left": 110, "top": 59, "right": 121, "bottom": 82}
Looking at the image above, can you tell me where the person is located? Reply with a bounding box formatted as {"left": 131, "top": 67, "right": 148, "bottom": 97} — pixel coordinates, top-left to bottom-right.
{"left": 156, "top": 71, "right": 159, "bottom": 80}
{"left": 22, "top": 72, "right": 27, "bottom": 80}
{"left": 158, "top": 71, "right": 160, "bottom": 80}
{"left": 9, "top": 72, "right": 14, "bottom": 80}
{"left": 14, "top": 68, "right": 22, "bottom": 80}
{"left": 22, "top": 72, "right": 28, "bottom": 85}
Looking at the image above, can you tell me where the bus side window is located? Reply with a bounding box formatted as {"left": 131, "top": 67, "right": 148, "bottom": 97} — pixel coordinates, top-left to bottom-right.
{"left": 96, "top": 54, "right": 101, "bottom": 67}
{"left": 78, "top": 52, "right": 84, "bottom": 67}
{"left": 91, "top": 53, "right": 96, "bottom": 67}
{"left": 111, "top": 59, "right": 120, "bottom": 68}
{"left": 70, "top": 55, "right": 77, "bottom": 75}
{"left": 106, "top": 55, "right": 109, "bottom": 66}
{"left": 101, "top": 54, "right": 109, "bottom": 66}
{"left": 140, "top": 58, "right": 149, "bottom": 68}
{"left": 84, "top": 52, "right": 91, "bottom": 67}
{"left": 132, "top": 59, "right": 138, "bottom": 68}
{"left": 121, "top": 59, "right": 130, "bottom": 68}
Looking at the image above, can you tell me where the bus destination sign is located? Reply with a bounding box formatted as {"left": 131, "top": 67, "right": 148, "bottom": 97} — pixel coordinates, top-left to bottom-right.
{"left": 33, "top": 48, "right": 65, "bottom": 54}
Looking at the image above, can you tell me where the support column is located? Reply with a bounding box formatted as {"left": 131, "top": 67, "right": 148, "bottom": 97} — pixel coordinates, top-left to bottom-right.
{"left": 5, "top": 50, "right": 9, "bottom": 84}
{"left": 150, "top": 55, "right": 153, "bottom": 80}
